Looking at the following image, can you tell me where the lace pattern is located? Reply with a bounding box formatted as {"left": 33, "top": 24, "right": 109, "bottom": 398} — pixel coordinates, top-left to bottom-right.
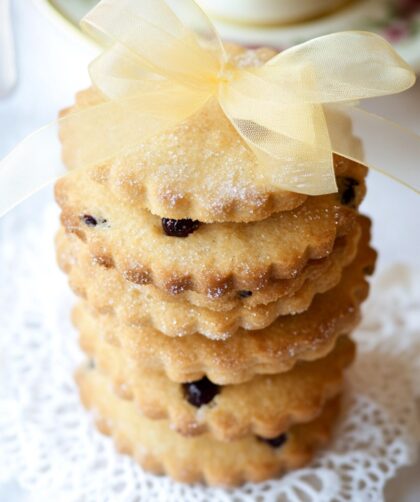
{"left": 0, "top": 199, "right": 419, "bottom": 502}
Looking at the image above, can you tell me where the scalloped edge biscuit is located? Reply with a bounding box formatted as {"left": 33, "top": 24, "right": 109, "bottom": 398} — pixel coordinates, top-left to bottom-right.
{"left": 59, "top": 47, "right": 308, "bottom": 224}
{"left": 57, "top": 226, "right": 357, "bottom": 311}
{"left": 82, "top": 334, "right": 354, "bottom": 441}
{"left": 57, "top": 222, "right": 361, "bottom": 338}
{"left": 77, "top": 367, "right": 341, "bottom": 487}
{"left": 73, "top": 216, "right": 375, "bottom": 384}
{"left": 59, "top": 44, "right": 366, "bottom": 224}
{"left": 60, "top": 44, "right": 362, "bottom": 223}
{"left": 56, "top": 169, "right": 359, "bottom": 296}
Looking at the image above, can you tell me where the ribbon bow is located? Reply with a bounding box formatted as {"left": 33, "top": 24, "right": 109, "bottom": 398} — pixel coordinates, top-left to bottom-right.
{"left": 76, "top": 0, "right": 415, "bottom": 195}
{"left": 0, "top": 0, "right": 418, "bottom": 217}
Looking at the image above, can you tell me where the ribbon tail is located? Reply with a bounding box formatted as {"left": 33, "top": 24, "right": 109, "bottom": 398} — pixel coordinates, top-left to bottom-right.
{"left": 249, "top": 142, "right": 336, "bottom": 195}
{"left": 0, "top": 123, "right": 64, "bottom": 218}
{"left": 330, "top": 105, "right": 420, "bottom": 193}
{"left": 0, "top": 85, "right": 211, "bottom": 218}
{"left": 219, "top": 87, "right": 338, "bottom": 195}
{"left": 61, "top": 89, "right": 210, "bottom": 170}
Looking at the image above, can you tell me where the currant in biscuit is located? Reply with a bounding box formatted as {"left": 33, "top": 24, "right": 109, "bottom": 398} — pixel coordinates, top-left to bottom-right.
{"left": 162, "top": 218, "right": 201, "bottom": 237}
{"left": 257, "top": 433, "right": 288, "bottom": 449}
{"left": 338, "top": 177, "right": 359, "bottom": 206}
{"left": 183, "top": 377, "right": 220, "bottom": 407}
{"left": 81, "top": 214, "right": 108, "bottom": 227}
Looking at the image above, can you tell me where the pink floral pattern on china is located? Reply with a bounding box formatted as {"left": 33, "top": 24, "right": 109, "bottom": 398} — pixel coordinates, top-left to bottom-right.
{"left": 368, "top": 0, "right": 420, "bottom": 42}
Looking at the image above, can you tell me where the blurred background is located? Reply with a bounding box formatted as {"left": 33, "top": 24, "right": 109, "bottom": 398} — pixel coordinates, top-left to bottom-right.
{"left": 0, "top": 0, "right": 419, "bottom": 500}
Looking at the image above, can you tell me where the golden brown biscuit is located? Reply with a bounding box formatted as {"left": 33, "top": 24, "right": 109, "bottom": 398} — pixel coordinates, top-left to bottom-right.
{"left": 55, "top": 167, "right": 359, "bottom": 297}
{"left": 60, "top": 45, "right": 365, "bottom": 224}
{"left": 57, "top": 222, "right": 361, "bottom": 338}
{"left": 77, "top": 366, "right": 341, "bottom": 487}
{"left": 56, "top": 224, "right": 362, "bottom": 311}
{"left": 74, "top": 218, "right": 375, "bottom": 384}
{"left": 82, "top": 333, "right": 354, "bottom": 441}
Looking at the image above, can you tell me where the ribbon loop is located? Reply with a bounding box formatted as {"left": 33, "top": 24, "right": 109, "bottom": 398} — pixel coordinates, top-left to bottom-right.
{"left": 266, "top": 31, "right": 415, "bottom": 103}
{"left": 82, "top": 0, "right": 224, "bottom": 92}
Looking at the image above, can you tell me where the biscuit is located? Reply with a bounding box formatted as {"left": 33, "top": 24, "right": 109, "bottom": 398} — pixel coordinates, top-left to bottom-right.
{"left": 77, "top": 366, "right": 341, "bottom": 487}
{"left": 81, "top": 333, "right": 354, "bottom": 441}
{"left": 57, "top": 231, "right": 359, "bottom": 314}
{"left": 60, "top": 45, "right": 365, "bottom": 224}
{"left": 55, "top": 168, "right": 359, "bottom": 297}
{"left": 74, "top": 219, "right": 375, "bottom": 384}
{"left": 57, "top": 222, "right": 361, "bottom": 338}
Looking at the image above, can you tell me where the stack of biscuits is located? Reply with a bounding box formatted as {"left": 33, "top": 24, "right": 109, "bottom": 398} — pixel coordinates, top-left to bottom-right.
{"left": 56, "top": 47, "right": 376, "bottom": 487}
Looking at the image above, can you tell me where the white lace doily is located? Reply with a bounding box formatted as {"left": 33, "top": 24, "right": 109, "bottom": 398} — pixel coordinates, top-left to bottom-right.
{"left": 0, "top": 199, "right": 419, "bottom": 502}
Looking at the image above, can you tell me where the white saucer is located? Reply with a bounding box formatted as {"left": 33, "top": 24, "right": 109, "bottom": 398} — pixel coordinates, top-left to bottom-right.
{"left": 35, "top": 0, "right": 420, "bottom": 71}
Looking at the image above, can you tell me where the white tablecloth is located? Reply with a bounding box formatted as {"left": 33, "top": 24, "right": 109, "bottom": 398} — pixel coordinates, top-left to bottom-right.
{"left": 0, "top": 0, "right": 419, "bottom": 500}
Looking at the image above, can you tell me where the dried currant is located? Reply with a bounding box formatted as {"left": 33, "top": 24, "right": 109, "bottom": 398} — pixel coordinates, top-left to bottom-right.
{"left": 162, "top": 218, "right": 200, "bottom": 237}
{"left": 81, "top": 214, "right": 107, "bottom": 227}
{"left": 257, "top": 433, "right": 288, "bottom": 449}
{"left": 338, "top": 177, "right": 359, "bottom": 206}
{"left": 183, "top": 377, "right": 220, "bottom": 407}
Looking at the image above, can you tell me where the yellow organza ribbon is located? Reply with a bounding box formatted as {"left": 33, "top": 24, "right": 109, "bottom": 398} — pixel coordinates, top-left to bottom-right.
{"left": 0, "top": 0, "right": 418, "bottom": 217}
